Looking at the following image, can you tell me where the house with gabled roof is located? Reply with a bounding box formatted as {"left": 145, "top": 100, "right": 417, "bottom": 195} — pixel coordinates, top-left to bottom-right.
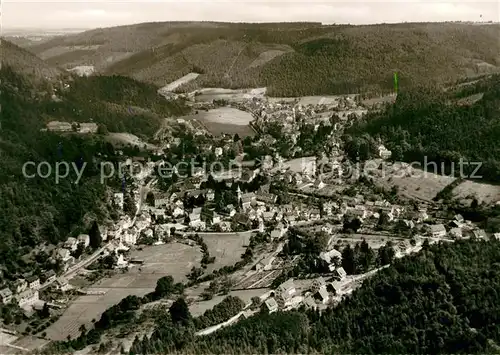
{"left": 276, "top": 279, "right": 296, "bottom": 307}
{"left": 0, "top": 288, "right": 13, "bottom": 304}
{"left": 314, "top": 285, "right": 330, "bottom": 304}
{"left": 264, "top": 297, "right": 279, "bottom": 313}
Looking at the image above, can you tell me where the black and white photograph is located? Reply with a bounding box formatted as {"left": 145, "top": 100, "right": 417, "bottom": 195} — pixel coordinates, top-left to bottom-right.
{"left": 1, "top": 0, "right": 500, "bottom": 353}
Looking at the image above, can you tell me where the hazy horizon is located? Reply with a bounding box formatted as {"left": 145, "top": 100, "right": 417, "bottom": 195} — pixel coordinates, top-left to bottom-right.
{"left": 3, "top": 1, "right": 499, "bottom": 30}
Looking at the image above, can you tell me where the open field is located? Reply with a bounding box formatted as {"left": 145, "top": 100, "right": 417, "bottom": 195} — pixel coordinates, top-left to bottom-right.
{"left": 159, "top": 72, "right": 200, "bottom": 92}
{"left": 182, "top": 107, "right": 256, "bottom": 137}
{"left": 193, "top": 88, "right": 266, "bottom": 103}
{"left": 281, "top": 156, "right": 316, "bottom": 173}
{"left": 248, "top": 50, "right": 287, "bottom": 68}
{"left": 453, "top": 180, "right": 500, "bottom": 205}
{"left": 44, "top": 243, "right": 201, "bottom": 341}
{"left": 361, "top": 94, "right": 397, "bottom": 107}
{"left": 105, "top": 132, "right": 158, "bottom": 150}
{"left": 187, "top": 289, "right": 269, "bottom": 317}
{"left": 368, "top": 160, "right": 456, "bottom": 202}
{"left": 199, "top": 231, "right": 253, "bottom": 273}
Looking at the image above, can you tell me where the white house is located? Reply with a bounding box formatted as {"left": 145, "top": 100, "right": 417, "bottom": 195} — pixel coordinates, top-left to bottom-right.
{"left": 64, "top": 237, "right": 78, "bottom": 251}
{"left": 378, "top": 145, "right": 392, "bottom": 159}
{"left": 16, "top": 289, "right": 39, "bottom": 308}
{"left": 319, "top": 249, "right": 342, "bottom": 265}
{"left": 14, "top": 279, "right": 28, "bottom": 294}
{"left": 214, "top": 147, "right": 223, "bottom": 157}
{"left": 450, "top": 227, "right": 463, "bottom": 239}
{"left": 315, "top": 285, "right": 329, "bottom": 304}
{"left": 122, "top": 231, "right": 137, "bottom": 245}
{"left": 155, "top": 198, "right": 169, "bottom": 209}
{"left": 77, "top": 234, "right": 90, "bottom": 248}
{"left": 44, "top": 270, "right": 57, "bottom": 284}
{"left": 309, "top": 209, "right": 321, "bottom": 221}
{"left": 55, "top": 277, "right": 70, "bottom": 292}
{"left": 172, "top": 206, "right": 184, "bottom": 218}
{"left": 430, "top": 224, "right": 447, "bottom": 238}
{"left": 264, "top": 297, "right": 279, "bottom": 313}
{"left": 26, "top": 276, "right": 40, "bottom": 290}
{"left": 113, "top": 192, "right": 124, "bottom": 210}
{"left": 276, "top": 279, "right": 296, "bottom": 307}
{"left": 0, "top": 288, "right": 13, "bottom": 304}
{"left": 333, "top": 267, "right": 347, "bottom": 280}
{"left": 189, "top": 207, "right": 202, "bottom": 223}
{"left": 322, "top": 201, "right": 338, "bottom": 216}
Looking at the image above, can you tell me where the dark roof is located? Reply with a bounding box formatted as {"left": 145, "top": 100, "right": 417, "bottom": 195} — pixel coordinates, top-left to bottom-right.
{"left": 26, "top": 275, "right": 39, "bottom": 283}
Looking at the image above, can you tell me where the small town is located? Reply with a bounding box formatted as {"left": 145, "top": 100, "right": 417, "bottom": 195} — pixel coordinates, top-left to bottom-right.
{"left": 2, "top": 11, "right": 500, "bottom": 355}
{"left": 1, "top": 84, "right": 498, "bottom": 354}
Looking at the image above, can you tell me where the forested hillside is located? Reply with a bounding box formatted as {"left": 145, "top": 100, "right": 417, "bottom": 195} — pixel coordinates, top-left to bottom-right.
{"left": 1, "top": 39, "right": 64, "bottom": 82}
{"left": 0, "top": 66, "right": 111, "bottom": 278}
{"left": 346, "top": 75, "right": 500, "bottom": 182}
{"left": 23, "top": 22, "right": 500, "bottom": 96}
{"left": 41, "top": 74, "right": 189, "bottom": 137}
{"left": 125, "top": 239, "right": 500, "bottom": 354}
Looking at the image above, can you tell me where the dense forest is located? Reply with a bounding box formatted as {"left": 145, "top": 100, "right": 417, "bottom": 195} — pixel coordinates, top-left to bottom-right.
{"left": 24, "top": 22, "right": 500, "bottom": 96}
{"left": 0, "top": 67, "right": 113, "bottom": 277}
{"left": 124, "top": 239, "right": 500, "bottom": 354}
{"left": 40, "top": 74, "right": 189, "bottom": 137}
{"left": 346, "top": 75, "right": 500, "bottom": 182}
{"left": 0, "top": 65, "right": 185, "bottom": 279}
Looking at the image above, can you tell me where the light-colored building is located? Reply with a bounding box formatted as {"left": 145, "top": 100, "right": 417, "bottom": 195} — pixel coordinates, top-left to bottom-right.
{"left": 0, "top": 288, "right": 13, "bottom": 304}
{"left": 276, "top": 279, "right": 296, "bottom": 307}
{"left": 450, "top": 227, "right": 463, "bottom": 239}
{"left": 55, "top": 277, "right": 70, "bottom": 292}
{"left": 113, "top": 193, "right": 124, "bottom": 210}
{"left": 189, "top": 207, "right": 202, "bottom": 223}
{"left": 429, "top": 224, "right": 447, "bottom": 238}
{"left": 44, "top": 270, "right": 57, "bottom": 284}
{"left": 79, "top": 123, "right": 98, "bottom": 133}
{"left": 264, "top": 297, "right": 279, "bottom": 313}
{"left": 334, "top": 267, "right": 347, "bottom": 280}
{"left": 315, "top": 285, "right": 330, "bottom": 304}
{"left": 16, "top": 289, "right": 39, "bottom": 308}
{"left": 26, "top": 276, "right": 40, "bottom": 290}
{"left": 77, "top": 234, "right": 90, "bottom": 248}
{"left": 14, "top": 279, "right": 28, "bottom": 294}
{"left": 378, "top": 145, "right": 392, "bottom": 159}
{"left": 64, "top": 237, "right": 78, "bottom": 252}
{"left": 46, "top": 121, "right": 72, "bottom": 132}
{"left": 319, "top": 249, "right": 342, "bottom": 265}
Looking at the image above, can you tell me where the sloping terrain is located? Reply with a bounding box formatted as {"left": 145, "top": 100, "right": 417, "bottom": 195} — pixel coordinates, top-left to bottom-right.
{"left": 1, "top": 38, "right": 64, "bottom": 82}
{"left": 347, "top": 75, "right": 500, "bottom": 182}
{"left": 23, "top": 22, "right": 500, "bottom": 96}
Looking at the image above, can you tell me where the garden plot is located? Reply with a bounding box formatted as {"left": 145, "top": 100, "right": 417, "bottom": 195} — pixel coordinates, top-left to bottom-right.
{"left": 44, "top": 243, "right": 201, "bottom": 341}
{"left": 199, "top": 231, "right": 253, "bottom": 273}
{"left": 183, "top": 107, "right": 256, "bottom": 136}
{"left": 368, "top": 160, "right": 456, "bottom": 202}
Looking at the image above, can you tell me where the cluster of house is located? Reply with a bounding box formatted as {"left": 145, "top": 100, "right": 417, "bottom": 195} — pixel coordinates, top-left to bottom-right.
{"left": 251, "top": 96, "right": 366, "bottom": 136}
{"left": 427, "top": 214, "right": 491, "bottom": 240}
{"left": 0, "top": 273, "right": 70, "bottom": 310}
{"left": 263, "top": 268, "right": 348, "bottom": 313}
{"left": 0, "top": 233, "right": 100, "bottom": 309}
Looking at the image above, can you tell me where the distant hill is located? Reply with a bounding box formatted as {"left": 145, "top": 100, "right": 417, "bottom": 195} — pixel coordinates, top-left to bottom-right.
{"left": 346, "top": 75, "right": 500, "bottom": 182}
{"left": 1, "top": 38, "right": 64, "bottom": 82}
{"left": 23, "top": 21, "right": 500, "bottom": 96}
